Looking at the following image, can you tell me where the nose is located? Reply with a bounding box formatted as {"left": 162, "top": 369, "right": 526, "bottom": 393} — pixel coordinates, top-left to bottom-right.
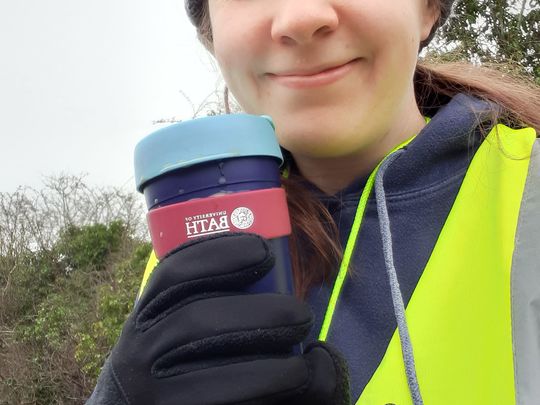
{"left": 270, "top": 0, "right": 339, "bottom": 46}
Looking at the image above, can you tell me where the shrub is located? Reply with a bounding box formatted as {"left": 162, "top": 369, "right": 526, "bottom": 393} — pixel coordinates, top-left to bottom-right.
{"left": 75, "top": 242, "right": 151, "bottom": 381}
{"left": 56, "top": 221, "right": 127, "bottom": 272}
{"left": 1, "top": 220, "right": 151, "bottom": 404}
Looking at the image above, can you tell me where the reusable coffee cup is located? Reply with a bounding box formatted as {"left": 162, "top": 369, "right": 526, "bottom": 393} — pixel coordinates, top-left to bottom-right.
{"left": 134, "top": 114, "right": 294, "bottom": 296}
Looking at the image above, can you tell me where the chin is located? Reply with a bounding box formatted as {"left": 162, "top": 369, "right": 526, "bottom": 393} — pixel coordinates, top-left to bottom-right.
{"left": 274, "top": 119, "right": 360, "bottom": 157}
{"left": 279, "top": 134, "right": 355, "bottom": 159}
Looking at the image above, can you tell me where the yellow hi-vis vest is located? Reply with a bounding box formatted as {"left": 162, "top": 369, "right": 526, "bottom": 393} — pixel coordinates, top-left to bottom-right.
{"left": 140, "top": 124, "right": 539, "bottom": 405}
{"left": 356, "top": 124, "right": 539, "bottom": 405}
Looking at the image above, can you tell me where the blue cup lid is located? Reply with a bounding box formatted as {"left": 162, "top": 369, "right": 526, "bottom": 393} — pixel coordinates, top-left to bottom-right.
{"left": 134, "top": 114, "right": 283, "bottom": 192}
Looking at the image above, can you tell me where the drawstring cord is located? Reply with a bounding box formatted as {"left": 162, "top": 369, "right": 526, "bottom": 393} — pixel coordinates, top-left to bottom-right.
{"left": 315, "top": 131, "right": 423, "bottom": 404}
{"left": 375, "top": 150, "right": 424, "bottom": 405}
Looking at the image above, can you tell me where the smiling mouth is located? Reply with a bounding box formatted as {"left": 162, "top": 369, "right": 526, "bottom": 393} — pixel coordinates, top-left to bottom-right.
{"left": 267, "top": 58, "right": 361, "bottom": 89}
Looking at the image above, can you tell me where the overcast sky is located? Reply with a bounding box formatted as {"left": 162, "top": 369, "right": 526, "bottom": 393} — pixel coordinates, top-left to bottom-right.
{"left": 0, "top": 0, "right": 221, "bottom": 192}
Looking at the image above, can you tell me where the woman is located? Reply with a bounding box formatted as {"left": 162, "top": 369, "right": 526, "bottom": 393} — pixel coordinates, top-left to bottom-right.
{"left": 88, "top": 0, "right": 540, "bottom": 404}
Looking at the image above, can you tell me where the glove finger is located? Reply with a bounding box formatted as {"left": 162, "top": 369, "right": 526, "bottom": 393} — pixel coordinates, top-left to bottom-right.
{"left": 155, "top": 344, "right": 349, "bottom": 405}
{"left": 139, "top": 294, "right": 313, "bottom": 375}
{"left": 136, "top": 233, "right": 274, "bottom": 319}
{"left": 155, "top": 356, "right": 315, "bottom": 405}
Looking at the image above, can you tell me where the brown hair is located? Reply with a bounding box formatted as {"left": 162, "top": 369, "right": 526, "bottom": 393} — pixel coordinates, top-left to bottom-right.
{"left": 194, "top": 0, "right": 540, "bottom": 298}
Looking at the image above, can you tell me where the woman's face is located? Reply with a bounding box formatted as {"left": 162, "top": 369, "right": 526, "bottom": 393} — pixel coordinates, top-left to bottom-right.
{"left": 207, "top": 0, "right": 438, "bottom": 159}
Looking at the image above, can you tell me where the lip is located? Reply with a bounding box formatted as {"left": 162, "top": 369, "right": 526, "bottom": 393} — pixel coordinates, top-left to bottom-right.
{"left": 267, "top": 58, "right": 360, "bottom": 89}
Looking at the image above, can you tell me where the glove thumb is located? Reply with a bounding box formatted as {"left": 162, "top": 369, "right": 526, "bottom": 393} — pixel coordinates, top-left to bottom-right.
{"left": 299, "top": 341, "right": 351, "bottom": 405}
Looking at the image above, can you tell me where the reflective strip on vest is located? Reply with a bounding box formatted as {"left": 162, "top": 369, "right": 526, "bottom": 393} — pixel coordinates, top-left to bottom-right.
{"left": 357, "top": 125, "right": 537, "bottom": 405}
{"left": 511, "top": 139, "right": 540, "bottom": 405}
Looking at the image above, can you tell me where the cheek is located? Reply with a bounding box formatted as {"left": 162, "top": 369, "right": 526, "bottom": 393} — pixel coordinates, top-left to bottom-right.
{"left": 212, "top": 31, "right": 251, "bottom": 99}
{"left": 352, "top": 0, "right": 422, "bottom": 49}
{"left": 210, "top": 14, "right": 265, "bottom": 107}
{"left": 209, "top": 2, "right": 267, "bottom": 69}
{"left": 209, "top": 6, "right": 246, "bottom": 71}
{"left": 358, "top": 8, "right": 421, "bottom": 84}
{"left": 377, "top": 14, "right": 420, "bottom": 54}
{"left": 213, "top": 44, "right": 258, "bottom": 112}
{"left": 211, "top": 26, "right": 241, "bottom": 71}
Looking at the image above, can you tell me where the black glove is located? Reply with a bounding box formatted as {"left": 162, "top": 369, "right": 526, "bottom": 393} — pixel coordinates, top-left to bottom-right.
{"left": 87, "top": 233, "right": 350, "bottom": 405}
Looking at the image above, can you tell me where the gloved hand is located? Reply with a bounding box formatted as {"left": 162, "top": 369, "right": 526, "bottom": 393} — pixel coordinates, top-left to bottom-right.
{"left": 87, "top": 233, "right": 350, "bottom": 405}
